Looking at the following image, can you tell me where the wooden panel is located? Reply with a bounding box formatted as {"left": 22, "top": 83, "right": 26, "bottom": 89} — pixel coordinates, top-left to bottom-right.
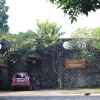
{"left": 64, "top": 59, "right": 86, "bottom": 69}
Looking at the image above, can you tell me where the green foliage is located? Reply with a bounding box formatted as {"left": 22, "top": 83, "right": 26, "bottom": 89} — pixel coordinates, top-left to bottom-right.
{"left": 71, "top": 28, "right": 93, "bottom": 38}
{"left": 0, "top": 34, "right": 16, "bottom": 41}
{"left": 69, "top": 27, "right": 100, "bottom": 62}
{"left": 0, "top": 20, "right": 61, "bottom": 51}
{"left": 0, "top": 21, "right": 61, "bottom": 65}
{"left": 35, "top": 20, "right": 61, "bottom": 50}
{"left": 50, "top": 0, "right": 100, "bottom": 23}
{"left": 15, "top": 31, "right": 36, "bottom": 50}
{"left": 0, "top": 34, "right": 16, "bottom": 52}
{"left": 71, "top": 27, "right": 100, "bottom": 39}
{"left": 0, "top": 0, "right": 9, "bottom": 33}
{"left": 63, "top": 38, "right": 96, "bottom": 63}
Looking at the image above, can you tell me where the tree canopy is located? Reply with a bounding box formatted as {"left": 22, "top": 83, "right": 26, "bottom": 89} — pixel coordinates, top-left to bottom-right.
{"left": 71, "top": 27, "right": 100, "bottom": 39}
{"left": 50, "top": 0, "right": 100, "bottom": 23}
{"left": 35, "top": 20, "right": 61, "bottom": 50}
{"left": 0, "top": 21, "right": 61, "bottom": 52}
{"left": 0, "top": 21, "right": 61, "bottom": 67}
{"left": 71, "top": 27, "right": 100, "bottom": 49}
{"left": 0, "top": 0, "right": 9, "bottom": 33}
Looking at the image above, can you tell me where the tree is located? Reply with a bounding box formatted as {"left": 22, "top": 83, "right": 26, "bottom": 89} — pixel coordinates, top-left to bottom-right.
{"left": 69, "top": 27, "right": 100, "bottom": 63}
{"left": 71, "top": 27, "right": 100, "bottom": 48}
{"left": 35, "top": 20, "right": 61, "bottom": 50}
{"left": 0, "top": 21, "right": 61, "bottom": 66}
{"left": 72, "top": 27, "right": 97, "bottom": 38}
{"left": 15, "top": 31, "right": 36, "bottom": 50}
{"left": 0, "top": 21, "right": 61, "bottom": 51}
{"left": 71, "top": 27, "right": 100, "bottom": 72}
{"left": 0, "top": 0, "right": 9, "bottom": 33}
{"left": 71, "top": 28, "right": 94, "bottom": 38}
{"left": 50, "top": 0, "right": 100, "bottom": 23}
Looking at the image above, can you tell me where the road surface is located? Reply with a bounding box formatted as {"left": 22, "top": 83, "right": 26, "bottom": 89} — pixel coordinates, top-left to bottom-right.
{"left": 0, "top": 96, "right": 100, "bottom": 100}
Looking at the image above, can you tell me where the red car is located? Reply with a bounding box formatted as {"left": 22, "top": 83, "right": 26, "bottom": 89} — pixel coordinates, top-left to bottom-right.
{"left": 11, "top": 72, "right": 32, "bottom": 90}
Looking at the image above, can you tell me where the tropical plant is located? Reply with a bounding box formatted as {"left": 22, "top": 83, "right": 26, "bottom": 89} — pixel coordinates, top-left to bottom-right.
{"left": 35, "top": 20, "right": 61, "bottom": 50}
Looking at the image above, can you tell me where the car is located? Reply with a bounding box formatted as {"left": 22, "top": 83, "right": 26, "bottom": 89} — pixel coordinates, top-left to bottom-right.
{"left": 11, "top": 72, "right": 32, "bottom": 90}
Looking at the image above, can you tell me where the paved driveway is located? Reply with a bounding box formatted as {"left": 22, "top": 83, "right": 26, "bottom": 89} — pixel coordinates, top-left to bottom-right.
{"left": 0, "top": 89, "right": 100, "bottom": 96}
{"left": 0, "top": 89, "right": 100, "bottom": 100}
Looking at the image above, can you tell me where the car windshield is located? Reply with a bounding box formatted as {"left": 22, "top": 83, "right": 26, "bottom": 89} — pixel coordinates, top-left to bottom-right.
{"left": 15, "top": 73, "right": 26, "bottom": 78}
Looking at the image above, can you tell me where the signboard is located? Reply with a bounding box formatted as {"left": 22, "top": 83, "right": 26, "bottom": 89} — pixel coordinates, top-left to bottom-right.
{"left": 64, "top": 59, "right": 86, "bottom": 69}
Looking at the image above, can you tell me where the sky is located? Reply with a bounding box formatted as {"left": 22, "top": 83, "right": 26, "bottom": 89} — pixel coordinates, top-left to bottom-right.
{"left": 7, "top": 0, "right": 100, "bottom": 37}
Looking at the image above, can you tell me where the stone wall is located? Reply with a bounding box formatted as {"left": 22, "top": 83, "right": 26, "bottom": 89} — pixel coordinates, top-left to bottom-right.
{"left": 55, "top": 39, "right": 100, "bottom": 88}
{"left": 7, "top": 39, "right": 100, "bottom": 89}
